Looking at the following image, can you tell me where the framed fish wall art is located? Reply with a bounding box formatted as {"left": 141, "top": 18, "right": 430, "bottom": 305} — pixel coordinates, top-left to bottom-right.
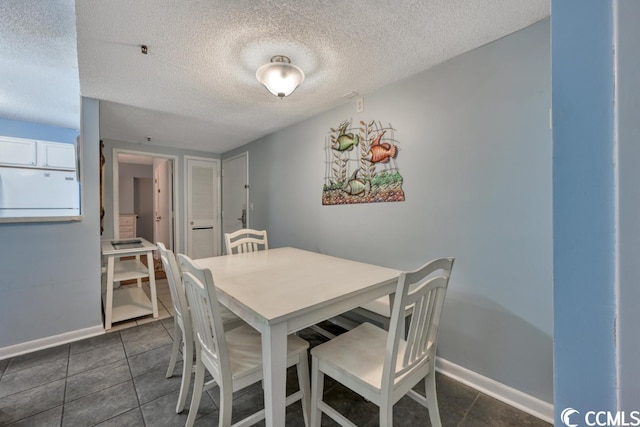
{"left": 322, "top": 119, "right": 405, "bottom": 205}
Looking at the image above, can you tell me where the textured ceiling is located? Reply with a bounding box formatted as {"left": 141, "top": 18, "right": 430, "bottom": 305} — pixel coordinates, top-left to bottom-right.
{"left": 0, "top": 0, "right": 79, "bottom": 130}
{"left": 2, "top": 1, "right": 549, "bottom": 153}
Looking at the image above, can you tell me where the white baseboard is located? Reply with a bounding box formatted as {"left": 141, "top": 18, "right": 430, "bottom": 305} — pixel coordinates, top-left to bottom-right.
{"left": 436, "top": 357, "right": 554, "bottom": 423}
{"left": 0, "top": 324, "right": 105, "bottom": 360}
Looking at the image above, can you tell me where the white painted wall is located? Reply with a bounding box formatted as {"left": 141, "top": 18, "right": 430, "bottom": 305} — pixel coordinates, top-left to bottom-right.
{"left": 224, "top": 20, "right": 552, "bottom": 402}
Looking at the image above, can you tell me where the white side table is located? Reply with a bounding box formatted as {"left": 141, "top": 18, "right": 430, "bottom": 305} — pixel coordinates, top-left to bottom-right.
{"left": 101, "top": 237, "right": 158, "bottom": 330}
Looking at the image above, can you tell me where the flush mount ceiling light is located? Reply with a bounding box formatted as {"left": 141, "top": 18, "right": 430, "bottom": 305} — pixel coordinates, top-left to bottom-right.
{"left": 256, "top": 55, "right": 305, "bottom": 98}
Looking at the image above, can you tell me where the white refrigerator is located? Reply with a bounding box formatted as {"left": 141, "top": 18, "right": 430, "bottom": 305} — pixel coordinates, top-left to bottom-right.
{"left": 0, "top": 166, "right": 80, "bottom": 217}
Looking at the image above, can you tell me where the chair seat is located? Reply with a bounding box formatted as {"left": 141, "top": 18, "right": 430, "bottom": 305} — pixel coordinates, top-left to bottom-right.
{"left": 204, "top": 324, "right": 309, "bottom": 379}
{"left": 359, "top": 296, "right": 392, "bottom": 317}
{"left": 311, "top": 323, "right": 430, "bottom": 396}
{"left": 359, "top": 295, "right": 413, "bottom": 319}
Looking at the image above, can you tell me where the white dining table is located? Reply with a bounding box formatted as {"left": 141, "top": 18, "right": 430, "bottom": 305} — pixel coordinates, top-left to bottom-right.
{"left": 194, "top": 247, "right": 401, "bottom": 427}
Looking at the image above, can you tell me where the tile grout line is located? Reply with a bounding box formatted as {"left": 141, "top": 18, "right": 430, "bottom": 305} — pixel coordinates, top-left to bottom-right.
{"left": 59, "top": 343, "right": 71, "bottom": 427}
{"left": 67, "top": 335, "right": 136, "bottom": 426}
{"left": 128, "top": 316, "right": 206, "bottom": 425}
{"left": 0, "top": 359, "right": 7, "bottom": 381}
{"left": 122, "top": 331, "right": 147, "bottom": 427}
{"left": 81, "top": 331, "right": 147, "bottom": 427}
{"left": 456, "top": 392, "right": 481, "bottom": 427}
{"left": 0, "top": 346, "right": 70, "bottom": 426}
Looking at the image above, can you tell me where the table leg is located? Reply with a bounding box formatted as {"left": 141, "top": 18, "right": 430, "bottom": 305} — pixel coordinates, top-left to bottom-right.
{"left": 146, "top": 251, "right": 158, "bottom": 318}
{"left": 135, "top": 254, "right": 142, "bottom": 287}
{"left": 104, "top": 255, "right": 115, "bottom": 330}
{"left": 262, "top": 322, "right": 288, "bottom": 427}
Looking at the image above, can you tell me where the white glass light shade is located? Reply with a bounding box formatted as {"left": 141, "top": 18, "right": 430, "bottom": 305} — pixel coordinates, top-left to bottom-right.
{"left": 256, "top": 56, "right": 305, "bottom": 98}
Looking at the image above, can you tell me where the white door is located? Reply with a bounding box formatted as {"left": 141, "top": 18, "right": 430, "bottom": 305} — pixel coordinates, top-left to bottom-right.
{"left": 186, "top": 157, "right": 220, "bottom": 258}
{"left": 222, "top": 152, "right": 249, "bottom": 241}
{"left": 153, "top": 158, "right": 173, "bottom": 250}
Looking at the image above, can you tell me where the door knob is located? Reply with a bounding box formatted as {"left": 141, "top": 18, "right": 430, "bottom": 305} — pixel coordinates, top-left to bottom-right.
{"left": 238, "top": 209, "right": 247, "bottom": 228}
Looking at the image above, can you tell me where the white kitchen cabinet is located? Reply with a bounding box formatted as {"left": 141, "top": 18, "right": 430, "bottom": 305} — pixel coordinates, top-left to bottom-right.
{"left": 0, "top": 136, "right": 37, "bottom": 167}
{"left": 38, "top": 141, "right": 76, "bottom": 169}
{"left": 0, "top": 136, "right": 76, "bottom": 169}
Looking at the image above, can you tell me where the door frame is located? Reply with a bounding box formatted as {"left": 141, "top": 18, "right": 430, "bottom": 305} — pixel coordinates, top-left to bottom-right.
{"left": 112, "top": 148, "right": 180, "bottom": 251}
{"left": 152, "top": 158, "right": 174, "bottom": 250}
{"left": 184, "top": 155, "right": 222, "bottom": 257}
{"left": 222, "top": 151, "right": 250, "bottom": 231}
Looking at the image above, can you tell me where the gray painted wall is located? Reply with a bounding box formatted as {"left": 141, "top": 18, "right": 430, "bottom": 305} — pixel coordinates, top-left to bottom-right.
{"left": 0, "top": 106, "right": 221, "bottom": 350}
{"left": 118, "top": 163, "right": 152, "bottom": 214}
{"left": 225, "top": 20, "right": 552, "bottom": 402}
{"left": 551, "top": 2, "right": 616, "bottom": 414}
{"left": 616, "top": 0, "right": 640, "bottom": 412}
{"left": 0, "top": 97, "right": 101, "bottom": 347}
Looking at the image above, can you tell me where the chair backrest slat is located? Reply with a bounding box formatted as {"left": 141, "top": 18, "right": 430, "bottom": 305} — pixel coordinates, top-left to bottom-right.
{"left": 405, "top": 280, "right": 444, "bottom": 366}
{"left": 383, "top": 258, "right": 454, "bottom": 385}
{"left": 178, "top": 254, "right": 231, "bottom": 384}
{"left": 224, "top": 229, "right": 268, "bottom": 255}
{"left": 425, "top": 287, "right": 446, "bottom": 356}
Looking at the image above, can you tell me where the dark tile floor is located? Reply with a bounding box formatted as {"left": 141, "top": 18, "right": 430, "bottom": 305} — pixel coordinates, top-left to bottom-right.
{"left": 0, "top": 318, "right": 551, "bottom": 427}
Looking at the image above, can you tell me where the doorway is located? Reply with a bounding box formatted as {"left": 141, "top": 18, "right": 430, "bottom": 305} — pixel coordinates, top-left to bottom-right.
{"left": 134, "top": 177, "right": 153, "bottom": 242}
{"left": 112, "top": 150, "right": 178, "bottom": 254}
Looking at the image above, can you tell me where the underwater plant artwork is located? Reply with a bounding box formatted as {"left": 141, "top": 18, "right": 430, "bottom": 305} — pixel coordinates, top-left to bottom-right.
{"left": 323, "top": 119, "right": 405, "bottom": 205}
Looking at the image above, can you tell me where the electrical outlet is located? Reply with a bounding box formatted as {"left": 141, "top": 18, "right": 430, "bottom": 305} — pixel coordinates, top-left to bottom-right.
{"left": 356, "top": 97, "right": 364, "bottom": 113}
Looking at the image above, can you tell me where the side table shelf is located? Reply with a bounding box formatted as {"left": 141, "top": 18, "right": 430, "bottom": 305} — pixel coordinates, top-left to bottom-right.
{"left": 113, "top": 259, "right": 150, "bottom": 282}
{"left": 102, "top": 287, "right": 155, "bottom": 324}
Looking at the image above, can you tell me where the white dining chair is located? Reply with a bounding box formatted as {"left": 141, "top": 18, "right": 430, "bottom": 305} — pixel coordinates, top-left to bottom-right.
{"left": 352, "top": 295, "right": 412, "bottom": 332}
{"left": 224, "top": 228, "right": 268, "bottom": 255}
{"left": 157, "top": 242, "right": 194, "bottom": 414}
{"left": 157, "top": 243, "right": 244, "bottom": 414}
{"left": 310, "top": 257, "right": 455, "bottom": 427}
{"left": 178, "top": 253, "right": 311, "bottom": 427}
